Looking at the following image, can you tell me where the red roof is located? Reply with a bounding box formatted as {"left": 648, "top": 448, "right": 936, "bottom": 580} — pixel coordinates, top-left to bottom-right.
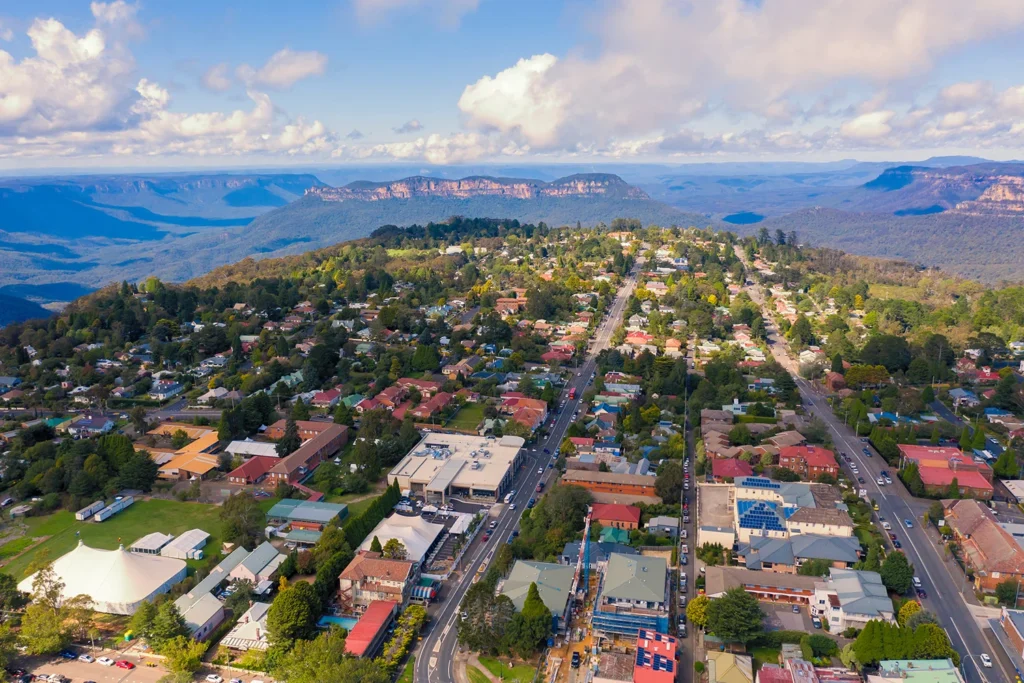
{"left": 569, "top": 437, "right": 595, "bottom": 447}
{"left": 917, "top": 466, "right": 993, "bottom": 492}
{"left": 756, "top": 667, "right": 795, "bottom": 683}
{"left": 779, "top": 445, "right": 836, "bottom": 469}
{"left": 228, "top": 455, "right": 278, "bottom": 483}
{"left": 344, "top": 600, "right": 397, "bottom": 657}
{"left": 591, "top": 503, "right": 641, "bottom": 525}
{"left": 633, "top": 629, "right": 677, "bottom": 683}
{"left": 712, "top": 458, "right": 754, "bottom": 479}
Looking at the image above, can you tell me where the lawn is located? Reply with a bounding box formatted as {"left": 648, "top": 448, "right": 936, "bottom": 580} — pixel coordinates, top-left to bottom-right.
{"left": 4, "top": 499, "right": 226, "bottom": 579}
{"left": 467, "top": 665, "right": 491, "bottom": 683}
{"left": 0, "top": 537, "right": 35, "bottom": 561}
{"left": 751, "top": 646, "right": 781, "bottom": 670}
{"left": 398, "top": 657, "right": 415, "bottom": 683}
{"left": 478, "top": 656, "right": 536, "bottom": 683}
{"left": 447, "top": 403, "right": 486, "bottom": 431}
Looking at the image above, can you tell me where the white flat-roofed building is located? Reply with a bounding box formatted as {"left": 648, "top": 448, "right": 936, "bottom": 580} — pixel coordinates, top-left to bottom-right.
{"left": 388, "top": 433, "right": 524, "bottom": 502}
{"left": 130, "top": 532, "right": 175, "bottom": 555}
{"left": 160, "top": 529, "right": 211, "bottom": 560}
{"left": 226, "top": 440, "right": 280, "bottom": 458}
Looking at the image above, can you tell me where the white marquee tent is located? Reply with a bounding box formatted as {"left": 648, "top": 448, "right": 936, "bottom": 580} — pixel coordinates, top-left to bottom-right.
{"left": 18, "top": 541, "right": 187, "bottom": 615}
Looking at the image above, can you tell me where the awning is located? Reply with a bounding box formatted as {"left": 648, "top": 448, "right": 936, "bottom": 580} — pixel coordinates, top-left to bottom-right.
{"left": 412, "top": 584, "right": 437, "bottom": 600}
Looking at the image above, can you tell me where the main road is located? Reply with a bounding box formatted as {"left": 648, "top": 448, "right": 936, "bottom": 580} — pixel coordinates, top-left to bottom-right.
{"left": 415, "top": 261, "right": 641, "bottom": 683}
{"left": 737, "top": 248, "right": 1007, "bottom": 683}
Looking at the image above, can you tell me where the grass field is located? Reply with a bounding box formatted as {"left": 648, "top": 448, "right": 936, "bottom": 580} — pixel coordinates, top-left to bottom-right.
{"left": 751, "top": 646, "right": 781, "bottom": 670}
{"left": 398, "top": 657, "right": 415, "bottom": 683}
{"left": 467, "top": 665, "right": 491, "bottom": 683}
{"left": 447, "top": 403, "right": 486, "bottom": 431}
{"left": 3, "top": 499, "right": 225, "bottom": 579}
{"left": 478, "top": 656, "right": 536, "bottom": 683}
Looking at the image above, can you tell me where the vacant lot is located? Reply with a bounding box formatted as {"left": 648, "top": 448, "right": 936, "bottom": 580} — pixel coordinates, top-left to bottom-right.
{"left": 4, "top": 499, "right": 226, "bottom": 579}
{"left": 447, "top": 403, "right": 486, "bottom": 431}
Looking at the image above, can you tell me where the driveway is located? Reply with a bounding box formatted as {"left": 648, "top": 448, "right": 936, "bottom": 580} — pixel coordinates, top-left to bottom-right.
{"left": 760, "top": 602, "right": 816, "bottom": 632}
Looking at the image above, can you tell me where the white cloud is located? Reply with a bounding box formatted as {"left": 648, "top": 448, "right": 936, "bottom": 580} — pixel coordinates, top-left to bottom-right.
{"left": 90, "top": 1, "right": 144, "bottom": 38}
{"left": 353, "top": 0, "right": 480, "bottom": 28}
{"left": 346, "top": 129, "right": 365, "bottom": 139}
{"left": 392, "top": 119, "right": 423, "bottom": 134}
{"left": 840, "top": 111, "right": 895, "bottom": 139}
{"left": 201, "top": 63, "right": 232, "bottom": 92}
{"left": 458, "top": 0, "right": 1024, "bottom": 151}
{"left": 0, "top": 22, "right": 12, "bottom": 42}
{"left": 237, "top": 49, "right": 327, "bottom": 90}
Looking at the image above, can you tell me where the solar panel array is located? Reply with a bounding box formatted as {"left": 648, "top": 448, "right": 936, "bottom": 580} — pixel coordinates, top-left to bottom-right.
{"left": 636, "top": 647, "right": 675, "bottom": 673}
{"left": 738, "top": 476, "right": 781, "bottom": 490}
{"left": 738, "top": 500, "right": 786, "bottom": 532}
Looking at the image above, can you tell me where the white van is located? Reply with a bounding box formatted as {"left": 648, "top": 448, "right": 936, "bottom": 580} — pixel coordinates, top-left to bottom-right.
{"left": 504, "top": 493, "right": 513, "bottom": 504}
{"left": 913, "top": 576, "right": 922, "bottom": 588}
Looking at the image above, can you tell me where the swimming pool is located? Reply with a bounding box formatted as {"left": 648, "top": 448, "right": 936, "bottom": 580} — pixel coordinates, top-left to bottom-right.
{"left": 318, "top": 615, "right": 358, "bottom": 630}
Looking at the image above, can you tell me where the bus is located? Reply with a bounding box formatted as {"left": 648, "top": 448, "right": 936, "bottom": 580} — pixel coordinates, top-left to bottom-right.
{"left": 568, "top": 387, "right": 577, "bottom": 400}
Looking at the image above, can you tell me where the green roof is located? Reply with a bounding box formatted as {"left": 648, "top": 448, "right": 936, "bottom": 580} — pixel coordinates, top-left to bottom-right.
{"left": 602, "top": 553, "right": 667, "bottom": 603}
{"left": 500, "top": 561, "right": 575, "bottom": 616}
{"left": 599, "top": 527, "right": 630, "bottom": 544}
{"left": 877, "top": 660, "right": 960, "bottom": 681}
{"left": 267, "top": 498, "right": 348, "bottom": 524}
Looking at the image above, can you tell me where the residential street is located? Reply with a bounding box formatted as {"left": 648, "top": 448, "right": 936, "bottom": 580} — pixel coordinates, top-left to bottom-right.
{"left": 416, "top": 263, "right": 640, "bottom": 683}
{"left": 738, "top": 247, "right": 1010, "bottom": 683}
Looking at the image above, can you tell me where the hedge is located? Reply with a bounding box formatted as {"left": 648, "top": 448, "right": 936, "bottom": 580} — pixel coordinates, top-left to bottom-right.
{"left": 342, "top": 480, "right": 401, "bottom": 549}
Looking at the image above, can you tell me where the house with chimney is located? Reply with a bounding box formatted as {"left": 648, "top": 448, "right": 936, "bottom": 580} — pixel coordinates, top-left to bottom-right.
{"left": 338, "top": 551, "right": 416, "bottom": 613}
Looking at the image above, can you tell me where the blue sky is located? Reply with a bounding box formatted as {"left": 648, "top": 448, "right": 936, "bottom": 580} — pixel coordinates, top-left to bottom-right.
{"left": 3, "top": 0, "right": 1024, "bottom": 169}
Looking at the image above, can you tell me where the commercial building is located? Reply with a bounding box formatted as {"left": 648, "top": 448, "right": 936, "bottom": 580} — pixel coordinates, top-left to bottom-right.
{"left": 867, "top": 660, "right": 964, "bottom": 683}
{"left": 228, "top": 455, "right": 278, "bottom": 485}
{"left": 898, "top": 444, "right": 994, "bottom": 499}
{"left": 733, "top": 477, "right": 852, "bottom": 544}
{"left": 633, "top": 630, "right": 677, "bottom": 683}
{"left": 592, "top": 553, "right": 670, "bottom": 637}
{"left": 157, "top": 431, "right": 222, "bottom": 480}
{"left": 499, "top": 561, "right": 575, "bottom": 632}
{"left": 338, "top": 551, "right": 416, "bottom": 613}
{"left": 344, "top": 601, "right": 399, "bottom": 658}
{"left": 19, "top": 541, "right": 186, "bottom": 615}
{"left": 812, "top": 569, "right": 895, "bottom": 630}
{"left": 944, "top": 498, "right": 1024, "bottom": 592}
{"left": 160, "top": 529, "right": 210, "bottom": 560}
{"left": 560, "top": 470, "right": 661, "bottom": 504}
{"left": 357, "top": 514, "right": 446, "bottom": 566}
{"left": 388, "top": 433, "right": 524, "bottom": 501}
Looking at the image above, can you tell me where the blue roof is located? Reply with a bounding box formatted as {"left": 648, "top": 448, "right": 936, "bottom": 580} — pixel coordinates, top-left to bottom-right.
{"left": 736, "top": 476, "right": 781, "bottom": 490}
{"left": 985, "top": 407, "right": 1012, "bottom": 416}
{"left": 737, "top": 499, "right": 786, "bottom": 532}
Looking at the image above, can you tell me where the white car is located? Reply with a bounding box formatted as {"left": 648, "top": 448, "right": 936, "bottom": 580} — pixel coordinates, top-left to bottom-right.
{"left": 509, "top": 503, "right": 516, "bottom": 510}
{"left": 882, "top": 522, "right": 892, "bottom": 530}
{"left": 78, "top": 654, "right": 94, "bottom": 663}
{"left": 206, "top": 675, "right": 224, "bottom": 683}
{"left": 97, "top": 657, "right": 115, "bottom": 666}
{"left": 537, "top": 468, "right": 543, "bottom": 474}
{"left": 876, "top": 477, "right": 885, "bottom": 485}
{"left": 980, "top": 654, "right": 993, "bottom": 668}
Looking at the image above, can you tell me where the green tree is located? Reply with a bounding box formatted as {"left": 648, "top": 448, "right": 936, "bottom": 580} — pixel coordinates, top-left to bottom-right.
{"left": 161, "top": 635, "right": 208, "bottom": 674}
{"left": 898, "top": 599, "right": 921, "bottom": 626}
{"left": 220, "top": 491, "right": 266, "bottom": 550}
{"left": 333, "top": 403, "right": 354, "bottom": 426}
{"left": 19, "top": 603, "right": 68, "bottom": 655}
{"left": 900, "top": 462, "right": 924, "bottom": 497}
{"left": 797, "top": 559, "right": 832, "bottom": 577}
{"left": 906, "top": 610, "right": 939, "bottom": 630}
{"left": 856, "top": 541, "right": 882, "bottom": 572}
{"left": 291, "top": 398, "right": 311, "bottom": 421}
{"left": 655, "top": 460, "right": 683, "bottom": 502}
{"left": 995, "top": 578, "right": 1020, "bottom": 606}
{"left": 880, "top": 551, "right": 914, "bottom": 594}
{"left": 945, "top": 477, "right": 961, "bottom": 499}
{"left": 505, "top": 582, "right": 552, "bottom": 658}
{"left": 267, "top": 581, "right": 320, "bottom": 647}
{"left": 921, "top": 385, "right": 935, "bottom": 404}
{"left": 170, "top": 429, "right": 190, "bottom": 449}
{"left": 369, "top": 536, "right": 383, "bottom": 553}
{"left": 272, "top": 628, "right": 390, "bottom": 683}
{"left": 705, "top": 587, "right": 764, "bottom": 644}
{"left": 686, "top": 594, "right": 710, "bottom": 628}
{"left": 381, "top": 538, "right": 408, "bottom": 560}
{"left": 912, "top": 623, "right": 960, "bottom": 665}
{"left": 150, "top": 601, "right": 189, "bottom": 649}
{"left": 277, "top": 417, "right": 302, "bottom": 456}
{"left": 0, "top": 573, "right": 28, "bottom": 611}
{"left": 994, "top": 450, "right": 1018, "bottom": 479}
{"left": 129, "top": 599, "right": 158, "bottom": 640}
{"left": 0, "top": 623, "right": 17, "bottom": 673}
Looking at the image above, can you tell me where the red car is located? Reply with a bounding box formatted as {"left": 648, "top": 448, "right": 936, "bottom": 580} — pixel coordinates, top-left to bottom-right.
{"left": 114, "top": 660, "right": 135, "bottom": 670}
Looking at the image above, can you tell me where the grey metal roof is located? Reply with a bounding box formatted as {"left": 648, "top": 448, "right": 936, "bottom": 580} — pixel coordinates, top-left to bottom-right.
{"left": 239, "top": 542, "right": 282, "bottom": 576}
{"left": 176, "top": 545, "right": 250, "bottom": 611}
{"left": 500, "top": 561, "right": 575, "bottom": 616}
{"left": 791, "top": 535, "right": 860, "bottom": 563}
{"left": 828, "top": 568, "right": 892, "bottom": 618}
{"left": 602, "top": 553, "right": 666, "bottom": 603}
{"left": 266, "top": 498, "right": 347, "bottom": 524}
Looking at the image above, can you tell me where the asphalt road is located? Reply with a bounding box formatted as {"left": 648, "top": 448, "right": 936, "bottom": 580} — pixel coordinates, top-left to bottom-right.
{"left": 739, "top": 263, "right": 1007, "bottom": 683}
{"left": 415, "top": 264, "right": 640, "bottom": 683}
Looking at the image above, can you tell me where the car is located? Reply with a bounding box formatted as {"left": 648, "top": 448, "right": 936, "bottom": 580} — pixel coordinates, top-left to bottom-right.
{"left": 893, "top": 540, "right": 902, "bottom": 548}
{"left": 482, "top": 532, "right": 491, "bottom": 542}
{"left": 812, "top": 617, "right": 822, "bottom": 628}
{"left": 114, "top": 661, "right": 135, "bottom": 670}
{"left": 882, "top": 522, "right": 892, "bottom": 530}
{"left": 680, "top": 554, "right": 687, "bottom": 565}
{"left": 888, "top": 532, "right": 897, "bottom": 540}
{"left": 913, "top": 576, "right": 922, "bottom": 588}
{"left": 681, "top": 528, "right": 688, "bottom": 539}
{"left": 884, "top": 476, "right": 893, "bottom": 484}
{"left": 489, "top": 520, "right": 498, "bottom": 529}
{"left": 858, "top": 477, "right": 866, "bottom": 484}
{"left": 536, "top": 484, "right": 543, "bottom": 492}
{"left": 876, "top": 477, "right": 885, "bottom": 485}
{"left": 681, "top": 544, "right": 689, "bottom": 554}
{"left": 509, "top": 503, "right": 516, "bottom": 510}
{"left": 916, "top": 589, "right": 928, "bottom": 599}
{"left": 205, "top": 676, "right": 224, "bottom": 683}
{"left": 537, "top": 468, "right": 543, "bottom": 474}
{"left": 683, "top": 515, "right": 690, "bottom": 523}
{"left": 544, "top": 448, "right": 551, "bottom": 454}
{"left": 679, "top": 595, "right": 687, "bottom": 607}
{"left": 78, "top": 654, "right": 94, "bottom": 663}
{"left": 527, "top": 498, "right": 536, "bottom": 508}
{"left": 904, "top": 519, "right": 914, "bottom": 528}
{"left": 97, "top": 657, "right": 114, "bottom": 667}
{"left": 512, "top": 529, "right": 519, "bottom": 537}
{"left": 980, "top": 654, "right": 993, "bottom": 668}
{"left": 230, "top": 679, "right": 245, "bottom": 683}
{"left": 678, "top": 623, "right": 687, "bottom": 638}
{"left": 571, "top": 652, "right": 581, "bottom": 669}
{"left": 792, "top": 604, "right": 800, "bottom": 613}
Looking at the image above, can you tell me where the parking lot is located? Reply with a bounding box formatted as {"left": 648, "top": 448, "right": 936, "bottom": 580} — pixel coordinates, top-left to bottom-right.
{"left": 760, "top": 601, "right": 818, "bottom": 632}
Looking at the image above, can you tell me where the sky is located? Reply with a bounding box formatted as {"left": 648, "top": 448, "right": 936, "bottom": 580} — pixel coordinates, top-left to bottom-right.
{"left": 4, "top": 0, "right": 1024, "bottom": 169}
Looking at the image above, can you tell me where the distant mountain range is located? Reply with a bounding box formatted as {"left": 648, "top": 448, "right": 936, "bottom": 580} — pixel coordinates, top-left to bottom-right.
{"left": 3, "top": 158, "right": 1024, "bottom": 315}
{"left": 0, "top": 293, "right": 50, "bottom": 327}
